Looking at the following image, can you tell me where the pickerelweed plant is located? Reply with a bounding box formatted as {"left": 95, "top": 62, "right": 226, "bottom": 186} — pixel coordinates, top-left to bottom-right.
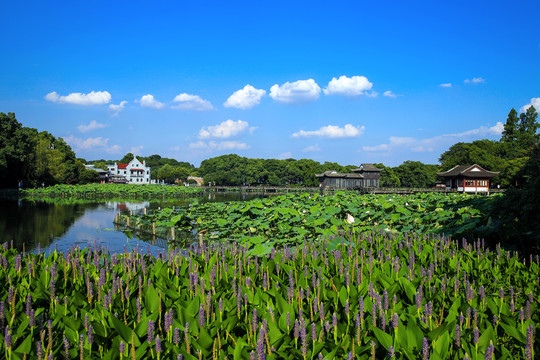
{"left": 0, "top": 227, "right": 538, "bottom": 359}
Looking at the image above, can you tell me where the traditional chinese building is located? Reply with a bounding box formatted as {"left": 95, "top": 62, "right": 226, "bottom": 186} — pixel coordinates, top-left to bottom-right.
{"left": 316, "top": 163, "right": 382, "bottom": 189}
{"left": 437, "top": 164, "right": 498, "bottom": 193}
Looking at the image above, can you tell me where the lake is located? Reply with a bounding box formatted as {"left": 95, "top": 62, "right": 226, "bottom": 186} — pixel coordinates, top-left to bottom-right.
{"left": 0, "top": 193, "right": 266, "bottom": 255}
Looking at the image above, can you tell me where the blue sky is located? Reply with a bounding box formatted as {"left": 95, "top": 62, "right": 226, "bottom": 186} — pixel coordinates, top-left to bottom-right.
{"left": 1, "top": 0, "right": 538, "bottom": 166}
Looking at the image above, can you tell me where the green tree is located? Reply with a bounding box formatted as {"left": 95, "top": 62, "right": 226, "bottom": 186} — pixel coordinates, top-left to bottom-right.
{"left": 0, "top": 113, "right": 35, "bottom": 187}
{"left": 517, "top": 106, "right": 539, "bottom": 154}
{"left": 439, "top": 140, "right": 504, "bottom": 171}
{"left": 394, "top": 161, "right": 439, "bottom": 188}
{"left": 373, "top": 163, "right": 401, "bottom": 187}
{"left": 501, "top": 108, "right": 520, "bottom": 158}
{"left": 120, "top": 153, "right": 135, "bottom": 164}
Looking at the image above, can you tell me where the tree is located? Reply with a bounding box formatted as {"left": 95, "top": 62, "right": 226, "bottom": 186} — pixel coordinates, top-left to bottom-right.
{"left": 517, "top": 106, "right": 539, "bottom": 154}
{"left": 439, "top": 140, "right": 504, "bottom": 171}
{"left": 373, "top": 163, "right": 401, "bottom": 187}
{"left": 394, "top": 161, "right": 439, "bottom": 188}
{"left": 120, "top": 153, "right": 135, "bottom": 164}
{"left": 501, "top": 108, "right": 520, "bottom": 158}
{"left": 0, "top": 113, "right": 35, "bottom": 187}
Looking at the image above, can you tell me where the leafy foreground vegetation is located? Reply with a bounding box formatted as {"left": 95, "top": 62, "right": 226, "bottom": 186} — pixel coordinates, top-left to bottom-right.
{"left": 22, "top": 184, "right": 205, "bottom": 199}
{"left": 0, "top": 229, "right": 538, "bottom": 359}
{"left": 120, "top": 192, "right": 499, "bottom": 252}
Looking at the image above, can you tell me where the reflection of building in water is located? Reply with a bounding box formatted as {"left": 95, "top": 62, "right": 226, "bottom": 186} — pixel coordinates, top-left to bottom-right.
{"left": 105, "top": 201, "right": 151, "bottom": 212}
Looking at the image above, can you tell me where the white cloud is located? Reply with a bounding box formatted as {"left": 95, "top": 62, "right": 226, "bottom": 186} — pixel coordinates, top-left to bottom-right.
{"left": 362, "top": 122, "right": 504, "bottom": 153}
{"left": 383, "top": 90, "right": 397, "bottom": 98}
{"left": 64, "top": 135, "right": 121, "bottom": 154}
{"left": 199, "top": 119, "right": 256, "bottom": 139}
{"left": 269, "top": 79, "right": 321, "bottom": 104}
{"left": 302, "top": 144, "right": 321, "bottom": 152}
{"left": 224, "top": 85, "right": 266, "bottom": 109}
{"left": 520, "top": 97, "right": 540, "bottom": 113}
{"left": 140, "top": 94, "right": 165, "bottom": 109}
{"left": 323, "top": 76, "right": 373, "bottom": 96}
{"left": 130, "top": 145, "right": 144, "bottom": 155}
{"left": 189, "top": 140, "right": 250, "bottom": 151}
{"left": 292, "top": 124, "right": 365, "bottom": 138}
{"left": 278, "top": 152, "right": 293, "bottom": 159}
{"left": 439, "top": 83, "right": 452, "bottom": 88}
{"left": 77, "top": 120, "right": 108, "bottom": 133}
{"left": 464, "top": 77, "right": 485, "bottom": 84}
{"left": 172, "top": 93, "right": 213, "bottom": 111}
{"left": 45, "top": 91, "right": 111, "bottom": 105}
{"left": 362, "top": 143, "right": 390, "bottom": 152}
{"left": 109, "top": 101, "right": 127, "bottom": 117}
{"left": 170, "top": 146, "right": 181, "bottom": 151}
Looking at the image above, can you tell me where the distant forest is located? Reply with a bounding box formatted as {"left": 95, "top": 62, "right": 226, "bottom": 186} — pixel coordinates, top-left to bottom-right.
{"left": 1, "top": 106, "right": 538, "bottom": 189}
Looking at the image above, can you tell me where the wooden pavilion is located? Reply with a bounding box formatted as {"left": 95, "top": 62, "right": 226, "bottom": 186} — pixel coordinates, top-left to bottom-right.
{"left": 316, "top": 163, "right": 382, "bottom": 189}
{"left": 437, "top": 164, "right": 499, "bottom": 193}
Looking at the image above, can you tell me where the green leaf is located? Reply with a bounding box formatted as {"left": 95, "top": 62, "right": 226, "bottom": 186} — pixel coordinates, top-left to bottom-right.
{"left": 371, "top": 325, "right": 393, "bottom": 350}
{"left": 234, "top": 337, "right": 248, "bottom": 360}
{"left": 433, "top": 331, "right": 450, "bottom": 360}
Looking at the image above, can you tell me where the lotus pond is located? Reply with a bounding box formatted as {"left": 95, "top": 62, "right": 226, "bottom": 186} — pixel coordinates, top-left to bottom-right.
{"left": 117, "top": 192, "right": 501, "bottom": 252}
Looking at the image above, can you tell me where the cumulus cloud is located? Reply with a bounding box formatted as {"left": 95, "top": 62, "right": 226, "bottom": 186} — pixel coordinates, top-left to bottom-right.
{"left": 323, "top": 76, "right": 373, "bottom": 96}
{"left": 109, "top": 101, "right": 127, "bottom": 117}
{"left": 278, "top": 152, "right": 293, "bottom": 160}
{"left": 64, "top": 135, "right": 121, "bottom": 154}
{"left": 520, "top": 97, "right": 540, "bottom": 113}
{"left": 269, "top": 79, "right": 321, "bottom": 104}
{"left": 302, "top": 144, "right": 321, "bottom": 152}
{"left": 139, "top": 94, "right": 165, "bottom": 109}
{"left": 45, "top": 91, "right": 111, "bottom": 105}
{"left": 292, "top": 124, "right": 365, "bottom": 138}
{"left": 130, "top": 145, "right": 144, "bottom": 155}
{"left": 189, "top": 140, "right": 250, "bottom": 151}
{"left": 224, "top": 85, "right": 266, "bottom": 109}
{"left": 383, "top": 90, "right": 397, "bottom": 98}
{"left": 464, "top": 77, "right": 485, "bottom": 84}
{"left": 172, "top": 93, "right": 213, "bottom": 111}
{"left": 362, "top": 122, "right": 504, "bottom": 153}
{"left": 198, "top": 119, "right": 256, "bottom": 139}
{"left": 439, "top": 83, "right": 452, "bottom": 88}
{"left": 77, "top": 120, "right": 108, "bottom": 133}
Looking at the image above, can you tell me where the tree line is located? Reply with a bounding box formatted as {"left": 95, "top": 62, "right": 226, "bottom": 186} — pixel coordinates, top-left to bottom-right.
{"left": 2, "top": 106, "right": 538, "bottom": 190}
{"left": 0, "top": 112, "right": 99, "bottom": 188}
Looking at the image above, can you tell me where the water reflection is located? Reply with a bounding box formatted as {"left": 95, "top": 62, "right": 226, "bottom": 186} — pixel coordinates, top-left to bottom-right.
{"left": 0, "top": 193, "right": 267, "bottom": 254}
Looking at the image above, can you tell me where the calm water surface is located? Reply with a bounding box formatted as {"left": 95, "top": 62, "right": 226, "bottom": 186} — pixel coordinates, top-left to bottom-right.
{"left": 0, "top": 193, "right": 265, "bottom": 255}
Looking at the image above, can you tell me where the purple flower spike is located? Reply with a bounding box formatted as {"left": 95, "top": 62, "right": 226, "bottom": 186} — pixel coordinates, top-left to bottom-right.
{"left": 147, "top": 320, "right": 155, "bottom": 343}
{"left": 4, "top": 329, "right": 11, "bottom": 349}
{"left": 63, "top": 337, "right": 69, "bottom": 360}
{"left": 199, "top": 304, "right": 205, "bottom": 328}
{"left": 155, "top": 336, "right": 161, "bottom": 354}
{"left": 88, "top": 325, "right": 94, "bottom": 345}
{"left": 422, "top": 337, "right": 429, "bottom": 360}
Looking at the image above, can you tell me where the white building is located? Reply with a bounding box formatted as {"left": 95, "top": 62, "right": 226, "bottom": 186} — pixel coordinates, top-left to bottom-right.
{"left": 107, "top": 158, "right": 151, "bottom": 184}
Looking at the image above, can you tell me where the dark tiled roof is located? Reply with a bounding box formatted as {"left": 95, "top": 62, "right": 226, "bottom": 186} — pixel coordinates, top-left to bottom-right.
{"left": 316, "top": 170, "right": 364, "bottom": 178}
{"left": 351, "top": 163, "right": 382, "bottom": 172}
{"left": 437, "top": 164, "right": 499, "bottom": 178}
